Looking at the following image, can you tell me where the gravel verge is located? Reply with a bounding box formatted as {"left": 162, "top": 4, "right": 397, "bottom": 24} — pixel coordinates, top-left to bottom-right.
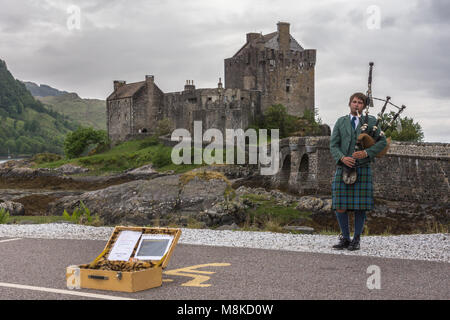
{"left": 0, "top": 223, "right": 448, "bottom": 263}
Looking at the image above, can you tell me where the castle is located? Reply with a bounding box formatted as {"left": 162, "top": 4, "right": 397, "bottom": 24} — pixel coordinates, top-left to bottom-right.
{"left": 106, "top": 22, "right": 316, "bottom": 144}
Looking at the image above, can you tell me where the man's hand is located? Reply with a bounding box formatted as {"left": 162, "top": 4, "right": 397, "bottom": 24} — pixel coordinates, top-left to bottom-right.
{"left": 352, "top": 151, "right": 368, "bottom": 159}
{"left": 341, "top": 156, "right": 356, "bottom": 167}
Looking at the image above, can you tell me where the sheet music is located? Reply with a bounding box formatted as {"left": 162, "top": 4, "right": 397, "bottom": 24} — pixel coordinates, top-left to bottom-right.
{"left": 107, "top": 230, "right": 142, "bottom": 261}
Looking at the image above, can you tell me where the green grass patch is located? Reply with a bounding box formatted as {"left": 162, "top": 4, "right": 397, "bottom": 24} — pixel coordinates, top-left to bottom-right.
{"left": 0, "top": 208, "right": 10, "bottom": 224}
{"left": 61, "top": 201, "right": 103, "bottom": 226}
{"left": 6, "top": 215, "right": 64, "bottom": 224}
{"left": 34, "top": 137, "right": 205, "bottom": 175}
{"left": 240, "top": 193, "right": 312, "bottom": 228}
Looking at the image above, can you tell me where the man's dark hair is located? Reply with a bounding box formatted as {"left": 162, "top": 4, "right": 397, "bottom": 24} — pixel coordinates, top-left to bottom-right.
{"left": 348, "top": 92, "right": 367, "bottom": 107}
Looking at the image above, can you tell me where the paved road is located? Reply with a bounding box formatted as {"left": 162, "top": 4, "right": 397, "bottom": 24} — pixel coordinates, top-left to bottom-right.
{"left": 0, "top": 237, "right": 448, "bottom": 300}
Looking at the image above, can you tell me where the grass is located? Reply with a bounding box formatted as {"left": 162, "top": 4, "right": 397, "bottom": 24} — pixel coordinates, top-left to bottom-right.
{"left": 32, "top": 134, "right": 276, "bottom": 175}
{"left": 0, "top": 208, "right": 10, "bottom": 224}
{"left": 240, "top": 193, "right": 313, "bottom": 230}
{"left": 34, "top": 137, "right": 205, "bottom": 175}
{"left": 38, "top": 94, "right": 106, "bottom": 131}
{"left": 61, "top": 201, "right": 103, "bottom": 226}
{"left": 6, "top": 215, "right": 65, "bottom": 224}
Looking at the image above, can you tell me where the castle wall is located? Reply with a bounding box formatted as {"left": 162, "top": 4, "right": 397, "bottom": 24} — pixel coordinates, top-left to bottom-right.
{"left": 163, "top": 88, "right": 261, "bottom": 135}
{"left": 225, "top": 44, "right": 315, "bottom": 117}
{"left": 131, "top": 86, "right": 149, "bottom": 134}
{"left": 106, "top": 98, "right": 132, "bottom": 143}
{"left": 131, "top": 78, "right": 165, "bottom": 135}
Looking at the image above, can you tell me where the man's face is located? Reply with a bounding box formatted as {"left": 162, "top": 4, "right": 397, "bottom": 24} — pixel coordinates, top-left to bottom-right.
{"left": 349, "top": 97, "right": 365, "bottom": 116}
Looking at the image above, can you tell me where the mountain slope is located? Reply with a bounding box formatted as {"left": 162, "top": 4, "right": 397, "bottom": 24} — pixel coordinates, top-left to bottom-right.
{"left": 0, "top": 59, "right": 78, "bottom": 156}
{"left": 37, "top": 93, "right": 106, "bottom": 130}
{"left": 22, "top": 81, "right": 69, "bottom": 97}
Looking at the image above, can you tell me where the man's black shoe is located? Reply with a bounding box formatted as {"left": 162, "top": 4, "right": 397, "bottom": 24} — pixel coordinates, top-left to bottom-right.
{"left": 332, "top": 235, "right": 351, "bottom": 250}
{"left": 347, "top": 235, "right": 361, "bottom": 251}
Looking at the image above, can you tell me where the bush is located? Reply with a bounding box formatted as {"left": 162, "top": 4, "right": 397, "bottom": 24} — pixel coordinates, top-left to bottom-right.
{"left": 62, "top": 201, "right": 102, "bottom": 226}
{"left": 139, "top": 135, "right": 160, "bottom": 149}
{"left": 256, "top": 104, "right": 323, "bottom": 139}
{"left": 0, "top": 208, "right": 10, "bottom": 224}
{"left": 31, "top": 152, "right": 63, "bottom": 164}
{"left": 152, "top": 146, "right": 172, "bottom": 168}
{"left": 155, "top": 118, "right": 174, "bottom": 137}
{"left": 64, "top": 127, "right": 109, "bottom": 159}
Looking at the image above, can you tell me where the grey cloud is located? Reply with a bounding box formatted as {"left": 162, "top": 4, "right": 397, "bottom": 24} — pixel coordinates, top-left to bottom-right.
{"left": 0, "top": 0, "right": 449, "bottom": 142}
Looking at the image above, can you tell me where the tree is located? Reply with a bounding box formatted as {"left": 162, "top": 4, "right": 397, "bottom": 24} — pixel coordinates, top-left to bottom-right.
{"left": 64, "top": 127, "right": 109, "bottom": 159}
{"left": 379, "top": 111, "right": 424, "bottom": 142}
{"left": 258, "top": 104, "right": 324, "bottom": 138}
{"left": 155, "top": 118, "right": 174, "bottom": 136}
{"left": 261, "top": 104, "right": 289, "bottom": 138}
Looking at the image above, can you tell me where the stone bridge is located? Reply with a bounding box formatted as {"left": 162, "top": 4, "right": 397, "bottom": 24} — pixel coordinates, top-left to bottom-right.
{"left": 270, "top": 137, "right": 450, "bottom": 205}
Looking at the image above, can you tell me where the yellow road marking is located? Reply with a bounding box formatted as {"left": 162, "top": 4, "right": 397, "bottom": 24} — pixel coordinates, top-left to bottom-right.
{"left": 164, "top": 263, "right": 231, "bottom": 287}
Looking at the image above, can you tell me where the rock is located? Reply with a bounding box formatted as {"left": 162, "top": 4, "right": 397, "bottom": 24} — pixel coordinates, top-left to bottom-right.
{"left": 125, "top": 164, "right": 157, "bottom": 177}
{"left": 0, "top": 200, "right": 25, "bottom": 216}
{"left": 48, "top": 173, "right": 229, "bottom": 226}
{"left": 319, "top": 199, "right": 332, "bottom": 213}
{"left": 296, "top": 196, "right": 325, "bottom": 211}
{"left": 216, "top": 223, "right": 239, "bottom": 230}
{"left": 283, "top": 226, "right": 315, "bottom": 234}
{"left": 56, "top": 164, "right": 89, "bottom": 175}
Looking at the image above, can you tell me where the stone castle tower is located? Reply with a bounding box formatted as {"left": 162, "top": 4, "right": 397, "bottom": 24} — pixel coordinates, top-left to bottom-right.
{"left": 224, "top": 22, "right": 316, "bottom": 116}
{"left": 106, "top": 22, "right": 316, "bottom": 144}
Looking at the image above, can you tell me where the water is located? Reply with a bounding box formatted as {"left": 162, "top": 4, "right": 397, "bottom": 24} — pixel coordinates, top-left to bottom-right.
{"left": 0, "top": 158, "right": 20, "bottom": 164}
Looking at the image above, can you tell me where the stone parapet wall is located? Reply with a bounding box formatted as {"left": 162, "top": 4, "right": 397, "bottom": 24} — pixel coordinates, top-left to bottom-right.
{"left": 276, "top": 136, "right": 450, "bottom": 205}
{"left": 372, "top": 154, "right": 449, "bottom": 204}
{"left": 388, "top": 141, "right": 450, "bottom": 157}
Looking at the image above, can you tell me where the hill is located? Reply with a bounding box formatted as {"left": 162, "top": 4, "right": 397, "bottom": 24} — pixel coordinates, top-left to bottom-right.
{"left": 37, "top": 94, "right": 106, "bottom": 130}
{"left": 22, "top": 81, "right": 69, "bottom": 97}
{"left": 0, "top": 59, "right": 78, "bottom": 156}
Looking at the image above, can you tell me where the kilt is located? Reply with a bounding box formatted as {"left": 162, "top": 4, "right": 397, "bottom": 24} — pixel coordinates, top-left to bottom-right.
{"left": 332, "top": 166, "right": 374, "bottom": 210}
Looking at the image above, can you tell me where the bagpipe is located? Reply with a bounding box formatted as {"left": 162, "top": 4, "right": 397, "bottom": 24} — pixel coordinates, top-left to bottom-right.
{"left": 356, "top": 62, "right": 406, "bottom": 157}
{"left": 343, "top": 62, "right": 407, "bottom": 185}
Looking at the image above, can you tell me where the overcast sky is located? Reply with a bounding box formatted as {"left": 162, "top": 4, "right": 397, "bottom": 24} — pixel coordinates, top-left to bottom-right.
{"left": 1, "top": 0, "right": 449, "bottom": 142}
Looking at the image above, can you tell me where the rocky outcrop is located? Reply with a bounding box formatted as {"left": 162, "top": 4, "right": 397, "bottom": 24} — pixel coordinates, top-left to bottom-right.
{"left": 0, "top": 200, "right": 25, "bottom": 216}
{"left": 2, "top": 158, "right": 448, "bottom": 234}
{"left": 48, "top": 172, "right": 229, "bottom": 226}
{"left": 0, "top": 163, "right": 162, "bottom": 191}
{"left": 55, "top": 164, "right": 89, "bottom": 175}
{"left": 202, "top": 186, "right": 449, "bottom": 234}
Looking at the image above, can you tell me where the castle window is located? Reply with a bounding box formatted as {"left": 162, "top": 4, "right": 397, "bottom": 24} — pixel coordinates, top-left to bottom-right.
{"left": 208, "top": 97, "right": 212, "bottom": 101}
{"left": 286, "top": 79, "right": 291, "bottom": 93}
{"left": 188, "top": 98, "right": 197, "bottom": 103}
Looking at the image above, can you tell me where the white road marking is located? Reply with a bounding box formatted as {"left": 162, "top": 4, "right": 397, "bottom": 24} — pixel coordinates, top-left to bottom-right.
{"left": 0, "top": 282, "right": 137, "bottom": 300}
{"left": 0, "top": 238, "right": 22, "bottom": 243}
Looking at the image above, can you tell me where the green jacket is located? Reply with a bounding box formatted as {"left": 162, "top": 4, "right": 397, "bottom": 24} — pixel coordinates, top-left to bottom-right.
{"left": 330, "top": 114, "right": 387, "bottom": 167}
